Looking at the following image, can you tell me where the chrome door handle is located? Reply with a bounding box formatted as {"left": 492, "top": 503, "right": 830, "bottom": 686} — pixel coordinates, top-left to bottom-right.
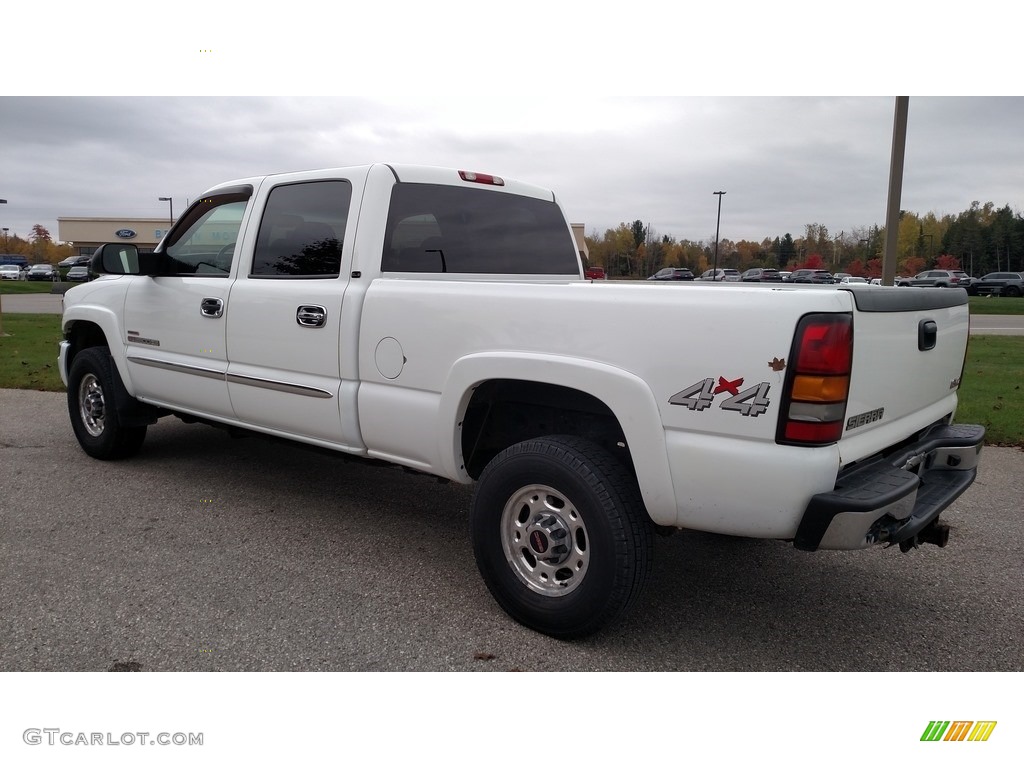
{"left": 200, "top": 297, "right": 224, "bottom": 318}
{"left": 296, "top": 305, "right": 328, "bottom": 328}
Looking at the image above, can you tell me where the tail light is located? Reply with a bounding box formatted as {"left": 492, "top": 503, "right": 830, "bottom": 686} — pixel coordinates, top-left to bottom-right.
{"left": 777, "top": 313, "right": 853, "bottom": 446}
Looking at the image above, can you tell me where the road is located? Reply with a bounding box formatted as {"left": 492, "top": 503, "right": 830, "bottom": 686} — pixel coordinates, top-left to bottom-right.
{"left": 1, "top": 388, "right": 1021, "bottom": 672}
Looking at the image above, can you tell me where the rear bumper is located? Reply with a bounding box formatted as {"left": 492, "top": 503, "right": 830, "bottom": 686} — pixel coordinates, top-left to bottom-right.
{"left": 794, "top": 423, "right": 985, "bottom": 551}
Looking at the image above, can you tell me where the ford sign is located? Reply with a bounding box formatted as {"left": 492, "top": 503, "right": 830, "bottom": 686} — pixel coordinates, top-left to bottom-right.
{"left": 115, "top": 229, "right": 137, "bottom": 239}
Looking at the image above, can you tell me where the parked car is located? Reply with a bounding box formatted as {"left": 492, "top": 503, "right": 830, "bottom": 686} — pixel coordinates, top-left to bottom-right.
{"left": 696, "top": 268, "right": 740, "bottom": 282}
{"left": 584, "top": 266, "right": 607, "bottom": 280}
{"left": 896, "top": 270, "right": 972, "bottom": 288}
{"left": 58, "top": 254, "right": 93, "bottom": 268}
{"left": 838, "top": 276, "right": 869, "bottom": 284}
{"left": 833, "top": 272, "right": 852, "bottom": 282}
{"left": 778, "top": 271, "right": 791, "bottom": 281}
{"left": 786, "top": 269, "right": 834, "bottom": 284}
{"left": 869, "top": 278, "right": 882, "bottom": 285}
{"left": 27, "top": 264, "right": 59, "bottom": 281}
{"left": 66, "top": 266, "right": 91, "bottom": 282}
{"left": 740, "top": 268, "right": 782, "bottom": 282}
{"left": 0, "top": 264, "right": 26, "bottom": 280}
{"left": 968, "top": 271, "right": 1024, "bottom": 297}
{"left": 647, "top": 267, "right": 694, "bottom": 281}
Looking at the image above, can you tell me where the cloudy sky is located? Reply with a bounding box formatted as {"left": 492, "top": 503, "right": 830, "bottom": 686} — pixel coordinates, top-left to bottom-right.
{"left": 3, "top": 4, "right": 1020, "bottom": 248}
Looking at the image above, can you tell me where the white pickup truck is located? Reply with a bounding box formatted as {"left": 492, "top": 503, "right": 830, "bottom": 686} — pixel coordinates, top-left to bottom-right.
{"left": 59, "top": 163, "right": 985, "bottom": 638}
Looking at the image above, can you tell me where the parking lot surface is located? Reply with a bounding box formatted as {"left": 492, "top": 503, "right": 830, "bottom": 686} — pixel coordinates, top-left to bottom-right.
{"left": 2, "top": 388, "right": 1022, "bottom": 671}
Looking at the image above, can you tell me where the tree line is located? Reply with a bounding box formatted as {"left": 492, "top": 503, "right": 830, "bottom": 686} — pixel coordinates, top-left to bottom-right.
{"left": 584, "top": 201, "right": 1024, "bottom": 279}
{"left": 0, "top": 225, "right": 74, "bottom": 263}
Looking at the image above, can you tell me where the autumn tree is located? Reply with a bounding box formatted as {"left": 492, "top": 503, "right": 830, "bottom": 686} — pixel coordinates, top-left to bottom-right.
{"left": 842, "top": 259, "right": 863, "bottom": 277}
{"left": 795, "top": 253, "right": 825, "bottom": 270}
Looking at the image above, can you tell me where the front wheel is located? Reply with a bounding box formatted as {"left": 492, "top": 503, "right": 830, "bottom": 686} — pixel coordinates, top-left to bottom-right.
{"left": 471, "top": 436, "right": 652, "bottom": 638}
{"left": 67, "top": 347, "right": 147, "bottom": 460}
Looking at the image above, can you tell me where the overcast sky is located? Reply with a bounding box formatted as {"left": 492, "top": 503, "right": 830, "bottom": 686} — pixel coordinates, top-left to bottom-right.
{"left": 3, "top": 4, "right": 1021, "bottom": 248}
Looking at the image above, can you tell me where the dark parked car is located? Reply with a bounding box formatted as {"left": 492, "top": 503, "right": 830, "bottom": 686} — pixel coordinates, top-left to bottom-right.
{"left": 27, "top": 264, "right": 59, "bottom": 281}
{"left": 785, "top": 269, "right": 834, "bottom": 284}
{"left": 66, "top": 266, "right": 91, "bottom": 282}
{"left": 740, "top": 268, "right": 782, "bottom": 282}
{"left": 648, "top": 267, "right": 695, "bottom": 281}
{"left": 58, "top": 254, "right": 93, "bottom": 268}
{"left": 968, "top": 272, "right": 1023, "bottom": 297}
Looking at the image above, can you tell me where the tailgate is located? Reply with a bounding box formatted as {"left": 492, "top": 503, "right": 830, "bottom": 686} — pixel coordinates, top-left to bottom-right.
{"left": 838, "top": 287, "right": 971, "bottom": 463}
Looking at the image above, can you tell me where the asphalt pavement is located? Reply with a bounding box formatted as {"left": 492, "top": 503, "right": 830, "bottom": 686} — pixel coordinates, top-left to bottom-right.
{"left": 1, "top": 389, "right": 1021, "bottom": 671}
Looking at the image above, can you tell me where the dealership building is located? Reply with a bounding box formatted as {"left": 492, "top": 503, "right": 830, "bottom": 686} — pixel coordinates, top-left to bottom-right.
{"left": 57, "top": 218, "right": 173, "bottom": 259}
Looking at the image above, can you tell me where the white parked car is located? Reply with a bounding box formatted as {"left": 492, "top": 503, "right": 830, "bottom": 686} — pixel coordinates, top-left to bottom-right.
{"left": 696, "top": 268, "right": 740, "bottom": 281}
{"left": 0, "top": 264, "right": 26, "bottom": 280}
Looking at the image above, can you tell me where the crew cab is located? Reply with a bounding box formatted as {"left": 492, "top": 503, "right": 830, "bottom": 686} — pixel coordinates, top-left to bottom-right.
{"left": 59, "top": 163, "right": 985, "bottom": 638}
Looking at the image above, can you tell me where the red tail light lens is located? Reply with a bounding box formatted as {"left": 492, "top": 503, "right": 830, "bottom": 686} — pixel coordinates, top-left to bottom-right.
{"left": 777, "top": 313, "right": 853, "bottom": 446}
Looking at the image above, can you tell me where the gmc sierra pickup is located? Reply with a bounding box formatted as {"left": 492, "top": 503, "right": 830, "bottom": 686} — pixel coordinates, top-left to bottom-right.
{"left": 59, "top": 163, "right": 985, "bottom": 637}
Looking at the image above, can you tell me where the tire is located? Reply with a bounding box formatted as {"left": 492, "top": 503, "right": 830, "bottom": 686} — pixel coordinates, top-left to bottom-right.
{"left": 470, "top": 435, "right": 652, "bottom": 638}
{"left": 1004, "top": 285, "right": 1021, "bottom": 298}
{"left": 67, "top": 347, "right": 147, "bottom": 460}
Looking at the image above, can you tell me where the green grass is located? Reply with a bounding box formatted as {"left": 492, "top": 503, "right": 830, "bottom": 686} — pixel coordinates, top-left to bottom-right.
{"left": 0, "top": 280, "right": 60, "bottom": 294}
{"left": 968, "top": 295, "right": 1024, "bottom": 315}
{"left": 1, "top": 313, "right": 1021, "bottom": 445}
{"left": 956, "top": 336, "right": 1024, "bottom": 446}
{"left": 0, "top": 313, "right": 64, "bottom": 391}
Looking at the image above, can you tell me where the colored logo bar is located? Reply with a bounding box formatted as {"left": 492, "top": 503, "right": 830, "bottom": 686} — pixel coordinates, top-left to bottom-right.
{"left": 921, "top": 721, "right": 997, "bottom": 742}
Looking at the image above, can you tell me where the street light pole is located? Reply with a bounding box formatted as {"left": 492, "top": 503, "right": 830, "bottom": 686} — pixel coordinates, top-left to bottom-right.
{"left": 158, "top": 197, "right": 173, "bottom": 223}
{"left": 712, "top": 191, "right": 726, "bottom": 280}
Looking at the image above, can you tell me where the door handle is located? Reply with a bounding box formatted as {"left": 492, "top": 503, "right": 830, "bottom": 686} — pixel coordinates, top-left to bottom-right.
{"left": 200, "top": 297, "right": 224, "bottom": 318}
{"left": 296, "top": 305, "right": 328, "bottom": 328}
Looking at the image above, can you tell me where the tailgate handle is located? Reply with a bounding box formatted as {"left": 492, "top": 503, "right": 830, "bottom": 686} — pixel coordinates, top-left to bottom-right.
{"left": 919, "top": 319, "right": 937, "bottom": 351}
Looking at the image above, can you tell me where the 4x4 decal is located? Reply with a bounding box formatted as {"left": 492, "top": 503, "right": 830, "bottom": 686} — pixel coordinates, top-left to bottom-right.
{"left": 669, "top": 377, "right": 772, "bottom": 417}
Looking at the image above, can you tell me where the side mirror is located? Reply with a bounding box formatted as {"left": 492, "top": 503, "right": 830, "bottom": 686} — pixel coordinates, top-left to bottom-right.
{"left": 90, "top": 243, "right": 141, "bottom": 275}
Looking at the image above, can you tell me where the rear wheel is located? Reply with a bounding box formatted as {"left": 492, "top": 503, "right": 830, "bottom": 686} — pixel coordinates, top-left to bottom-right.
{"left": 1004, "top": 285, "right": 1021, "bottom": 298}
{"left": 471, "top": 435, "right": 652, "bottom": 638}
{"left": 67, "top": 347, "right": 147, "bottom": 459}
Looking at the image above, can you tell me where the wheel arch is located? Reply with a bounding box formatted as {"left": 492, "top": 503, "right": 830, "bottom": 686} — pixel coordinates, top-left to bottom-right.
{"left": 62, "top": 308, "right": 134, "bottom": 395}
{"left": 437, "top": 353, "right": 676, "bottom": 525}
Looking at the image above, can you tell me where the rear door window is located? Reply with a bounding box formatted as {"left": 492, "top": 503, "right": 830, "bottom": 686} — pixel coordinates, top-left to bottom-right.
{"left": 251, "top": 181, "right": 351, "bottom": 278}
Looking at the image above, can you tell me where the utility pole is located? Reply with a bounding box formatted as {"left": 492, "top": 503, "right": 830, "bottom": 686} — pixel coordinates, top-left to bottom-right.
{"left": 712, "top": 191, "right": 726, "bottom": 280}
{"left": 882, "top": 97, "right": 909, "bottom": 286}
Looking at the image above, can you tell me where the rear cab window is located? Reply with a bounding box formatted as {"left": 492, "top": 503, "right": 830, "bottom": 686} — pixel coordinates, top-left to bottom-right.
{"left": 381, "top": 183, "right": 578, "bottom": 275}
